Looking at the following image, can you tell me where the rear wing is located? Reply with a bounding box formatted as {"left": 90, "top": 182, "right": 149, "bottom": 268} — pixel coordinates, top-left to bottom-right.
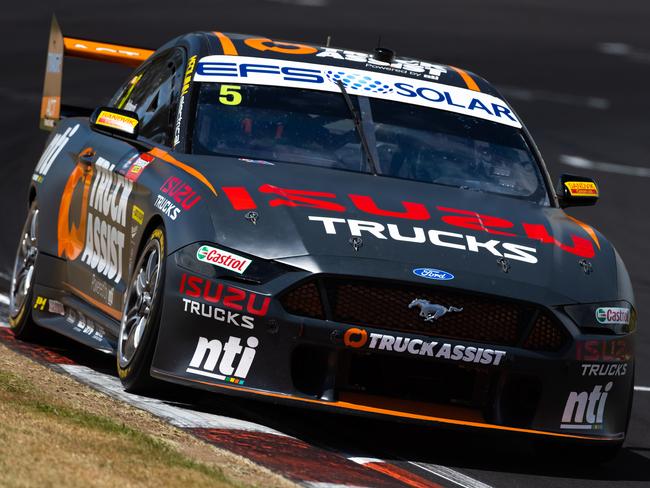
{"left": 40, "top": 15, "right": 155, "bottom": 130}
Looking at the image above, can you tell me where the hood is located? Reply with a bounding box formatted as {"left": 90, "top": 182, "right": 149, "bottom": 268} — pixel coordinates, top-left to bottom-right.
{"left": 183, "top": 155, "right": 623, "bottom": 305}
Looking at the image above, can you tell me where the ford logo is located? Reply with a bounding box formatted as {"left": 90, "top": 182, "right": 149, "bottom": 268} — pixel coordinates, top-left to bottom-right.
{"left": 413, "top": 268, "right": 455, "bottom": 281}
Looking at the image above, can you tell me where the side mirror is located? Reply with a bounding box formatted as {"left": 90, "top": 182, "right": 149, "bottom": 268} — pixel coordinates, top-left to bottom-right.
{"left": 556, "top": 173, "right": 599, "bottom": 208}
{"left": 90, "top": 106, "right": 139, "bottom": 139}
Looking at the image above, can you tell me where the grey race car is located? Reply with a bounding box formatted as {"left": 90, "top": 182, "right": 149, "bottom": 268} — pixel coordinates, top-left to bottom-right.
{"left": 9, "top": 17, "right": 636, "bottom": 460}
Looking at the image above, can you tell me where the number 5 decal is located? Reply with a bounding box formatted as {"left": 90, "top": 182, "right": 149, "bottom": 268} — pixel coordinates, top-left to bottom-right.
{"left": 219, "top": 85, "right": 242, "bottom": 105}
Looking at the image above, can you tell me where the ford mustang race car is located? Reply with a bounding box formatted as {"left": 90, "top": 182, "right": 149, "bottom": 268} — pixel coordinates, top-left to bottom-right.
{"left": 10, "top": 17, "right": 636, "bottom": 458}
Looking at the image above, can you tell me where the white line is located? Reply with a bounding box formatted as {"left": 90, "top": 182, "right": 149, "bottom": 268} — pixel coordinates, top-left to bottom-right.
{"left": 560, "top": 155, "right": 650, "bottom": 177}
{"left": 409, "top": 461, "right": 494, "bottom": 488}
{"left": 186, "top": 367, "right": 226, "bottom": 380}
{"left": 560, "top": 424, "right": 594, "bottom": 430}
{"left": 635, "top": 386, "right": 650, "bottom": 392}
{"left": 348, "top": 457, "right": 384, "bottom": 465}
{"left": 598, "top": 42, "right": 650, "bottom": 63}
{"left": 0, "top": 293, "right": 9, "bottom": 305}
{"left": 59, "top": 364, "right": 289, "bottom": 434}
{"left": 499, "top": 86, "right": 610, "bottom": 110}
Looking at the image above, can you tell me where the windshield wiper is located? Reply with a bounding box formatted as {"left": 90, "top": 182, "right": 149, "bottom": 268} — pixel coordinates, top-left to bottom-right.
{"left": 334, "top": 80, "right": 379, "bottom": 175}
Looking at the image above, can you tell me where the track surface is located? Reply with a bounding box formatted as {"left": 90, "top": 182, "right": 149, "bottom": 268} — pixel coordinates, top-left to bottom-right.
{"left": 1, "top": 1, "right": 649, "bottom": 486}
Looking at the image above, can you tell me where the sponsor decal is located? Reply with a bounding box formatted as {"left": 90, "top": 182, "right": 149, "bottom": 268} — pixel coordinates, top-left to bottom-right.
{"left": 47, "top": 299, "right": 65, "bottom": 316}
{"left": 58, "top": 154, "right": 132, "bottom": 284}
{"left": 131, "top": 205, "right": 144, "bottom": 225}
{"left": 154, "top": 194, "right": 180, "bottom": 220}
{"left": 196, "top": 245, "right": 252, "bottom": 274}
{"left": 412, "top": 268, "right": 454, "bottom": 281}
{"left": 125, "top": 153, "right": 153, "bottom": 182}
{"left": 34, "top": 296, "right": 64, "bottom": 315}
{"left": 65, "top": 309, "right": 105, "bottom": 342}
{"left": 80, "top": 158, "right": 131, "bottom": 283}
{"left": 182, "top": 299, "right": 255, "bottom": 329}
{"left": 194, "top": 55, "right": 521, "bottom": 128}
{"left": 179, "top": 273, "right": 270, "bottom": 328}
{"left": 342, "top": 328, "right": 506, "bottom": 365}
{"left": 308, "top": 216, "right": 539, "bottom": 264}
{"left": 174, "top": 55, "right": 198, "bottom": 147}
{"left": 581, "top": 363, "right": 628, "bottom": 377}
{"left": 221, "top": 185, "right": 599, "bottom": 259}
{"left": 576, "top": 339, "right": 631, "bottom": 362}
{"left": 157, "top": 176, "right": 202, "bottom": 220}
{"left": 33, "top": 296, "right": 47, "bottom": 311}
{"left": 95, "top": 110, "right": 138, "bottom": 134}
{"left": 66, "top": 40, "right": 149, "bottom": 60}
{"left": 314, "top": 48, "right": 447, "bottom": 80}
{"left": 41, "top": 95, "right": 60, "bottom": 128}
{"left": 565, "top": 181, "right": 598, "bottom": 197}
{"left": 595, "top": 307, "right": 630, "bottom": 325}
{"left": 186, "top": 335, "right": 258, "bottom": 385}
{"left": 343, "top": 327, "right": 368, "bottom": 348}
{"left": 91, "top": 274, "right": 115, "bottom": 307}
{"left": 408, "top": 299, "right": 463, "bottom": 321}
{"left": 561, "top": 382, "right": 612, "bottom": 430}
{"left": 34, "top": 124, "right": 80, "bottom": 178}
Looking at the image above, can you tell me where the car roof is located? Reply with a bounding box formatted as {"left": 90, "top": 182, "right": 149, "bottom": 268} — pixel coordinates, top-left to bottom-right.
{"left": 185, "top": 31, "right": 503, "bottom": 98}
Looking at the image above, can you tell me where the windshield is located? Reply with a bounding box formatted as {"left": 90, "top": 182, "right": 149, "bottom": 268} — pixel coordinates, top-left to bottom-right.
{"left": 192, "top": 83, "right": 548, "bottom": 203}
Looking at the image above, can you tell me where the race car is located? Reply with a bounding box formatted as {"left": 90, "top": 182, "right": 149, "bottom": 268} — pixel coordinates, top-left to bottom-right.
{"left": 10, "top": 16, "right": 636, "bottom": 458}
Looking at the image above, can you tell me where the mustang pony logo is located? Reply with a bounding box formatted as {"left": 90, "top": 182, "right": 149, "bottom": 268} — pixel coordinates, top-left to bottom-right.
{"left": 408, "top": 299, "right": 463, "bottom": 321}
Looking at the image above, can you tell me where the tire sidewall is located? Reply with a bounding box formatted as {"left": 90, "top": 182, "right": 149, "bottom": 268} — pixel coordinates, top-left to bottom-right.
{"left": 9, "top": 202, "right": 38, "bottom": 338}
{"left": 117, "top": 227, "right": 166, "bottom": 390}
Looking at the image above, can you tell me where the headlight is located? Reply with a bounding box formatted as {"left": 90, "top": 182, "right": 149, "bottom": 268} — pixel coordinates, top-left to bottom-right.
{"left": 174, "top": 242, "right": 300, "bottom": 284}
{"left": 564, "top": 300, "right": 636, "bottom": 335}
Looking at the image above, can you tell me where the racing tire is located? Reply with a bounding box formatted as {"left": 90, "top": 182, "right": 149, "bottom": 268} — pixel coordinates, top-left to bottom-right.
{"left": 9, "top": 202, "right": 43, "bottom": 341}
{"left": 117, "top": 226, "right": 166, "bottom": 393}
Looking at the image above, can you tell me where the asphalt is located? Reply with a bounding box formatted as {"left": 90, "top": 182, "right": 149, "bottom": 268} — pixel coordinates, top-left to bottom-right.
{"left": 0, "top": 1, "right": 649, "bottom": 486}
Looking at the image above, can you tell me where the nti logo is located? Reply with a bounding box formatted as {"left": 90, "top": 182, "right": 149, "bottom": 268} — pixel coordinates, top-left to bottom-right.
{"left": 561, "top": 382, "right": 613, "bottom": 430}
{"left": 186, "top": 336, "right": 258, "bottom": 385}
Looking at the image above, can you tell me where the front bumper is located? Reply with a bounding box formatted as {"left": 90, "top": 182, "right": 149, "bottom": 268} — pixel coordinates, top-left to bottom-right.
{"left": 151, "top": 250, "right": 634, "bottom": 443}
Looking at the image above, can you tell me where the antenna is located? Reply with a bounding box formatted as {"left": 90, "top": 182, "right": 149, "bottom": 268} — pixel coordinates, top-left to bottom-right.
{"left": 326, "top": 35, "right": 331, "bottom": 47}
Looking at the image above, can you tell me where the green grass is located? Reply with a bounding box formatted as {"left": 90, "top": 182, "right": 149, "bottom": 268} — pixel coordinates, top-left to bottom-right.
{"left": 0, "top": 367, "right": 235, "bottom": 485}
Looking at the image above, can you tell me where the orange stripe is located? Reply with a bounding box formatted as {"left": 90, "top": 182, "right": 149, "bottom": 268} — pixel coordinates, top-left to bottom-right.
{"left": 364, "top": 462, "right": 443, "bottom": 488}
{"left": 450, "top": 66, "right": 481, "bottom": 92}
{"left": 566, "top": 214, "right": 601, "bottom": 250}
{"left": 63, "top": 37, "right": 153, "bottom": 67}
{"left": 213, "top": 32, "right": 238, "bottom": 55}
{"left": 64, "top": 283, "right": 122, "bottom": 321}
{"left": 148, "top": 148, "right": 217, "bottom": 196}
{"left": 159, "top": 371, "right": 620, "bottom": 442}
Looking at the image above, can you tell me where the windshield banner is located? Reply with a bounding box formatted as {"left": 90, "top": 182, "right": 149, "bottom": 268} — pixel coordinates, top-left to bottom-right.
{"left": 194, "top": 55, "right": 522, "bottom": 128}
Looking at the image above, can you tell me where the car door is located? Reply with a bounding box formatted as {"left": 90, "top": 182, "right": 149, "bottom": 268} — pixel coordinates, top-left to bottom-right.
{"left": 63, "top": 48, "right": 185, "bottom": 322}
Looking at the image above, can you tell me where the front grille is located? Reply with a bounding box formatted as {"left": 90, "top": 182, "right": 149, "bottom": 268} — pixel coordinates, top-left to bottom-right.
{"left": 523, "top": 312, "right": 570, "bottom": 352}
{"left": 280, "top": 280, "right": 324, "bottom": 319}
{"left": 280, "top": 276, "right": 570, "bottom": 351}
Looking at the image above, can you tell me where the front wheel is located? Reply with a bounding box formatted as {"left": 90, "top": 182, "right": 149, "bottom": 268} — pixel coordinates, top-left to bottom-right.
{"left": 117, "top": 227, "right": 166, "bottom": 393}
{"left": 9, "top": 202, "right": 42, "bottom": 340}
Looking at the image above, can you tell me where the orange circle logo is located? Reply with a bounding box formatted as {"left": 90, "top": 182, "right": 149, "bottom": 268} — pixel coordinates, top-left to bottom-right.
{"left": 57, "top": 148, "right": 94, "bottom": 260}
{"left": 244, "top": 37, "right": 317, "bottom": 55}
{"left": 343, "top": 328, "right": 368, "bottom": 348}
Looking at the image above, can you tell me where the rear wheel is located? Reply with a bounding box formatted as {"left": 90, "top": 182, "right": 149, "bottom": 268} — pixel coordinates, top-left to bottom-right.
{"left": 9, "top": 202, "right": 42, "bottom": 340}
{"left": 117, "top": 227, "right": 165, "bottom": 393}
